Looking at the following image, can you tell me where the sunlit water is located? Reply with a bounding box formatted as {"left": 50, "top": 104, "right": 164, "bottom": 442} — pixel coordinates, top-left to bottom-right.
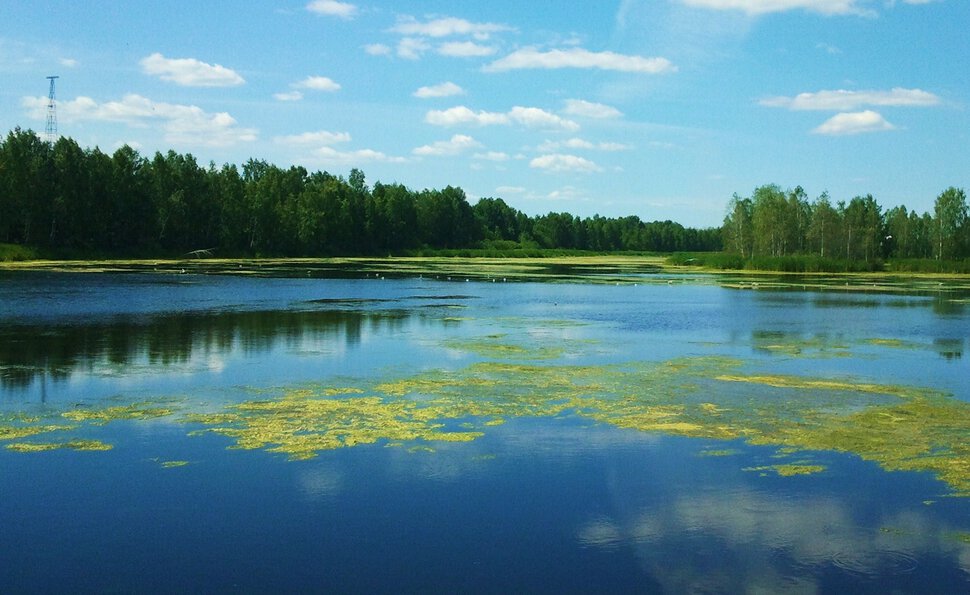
{"left": 1, "top": 270, "right": 968, "bottom": 594}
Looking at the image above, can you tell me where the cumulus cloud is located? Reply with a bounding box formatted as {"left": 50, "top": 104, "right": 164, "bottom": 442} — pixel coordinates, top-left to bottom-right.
{"left": 562, "top": 99, "right": 623, "bottom": 119}
{"left": 413, "top": 134, "right": 482, "bottom": 156}
{"left": 474, "top": 151, "right": 510, "bottom": 162}
{"left": 425, "top": 106, "right": 510, "bottom": 127}
{"left": 679, "top": 0, "right": 874, "bottom": 16}
{"left": 294, "top": 75, "right": 342, "bottom": 92}
{"left": 273, "top": 91, "right": 303, "bottom": 101}
{"left": 306, "top": 0, "right": 357, "bottom": 19}
{"left": 364, "top": 43, "right": 392, "bottom": 56}
{"left": 760, "top": 87, "right": 940, "bottom": 111}
{"left": 413, "top": 82, "right": 465, "bottom": 99}
{"left": 140, "top": 53, "right": 244, "bottom": 87}
{"left": 539, "top": 138, "right": 631, "bottom": 152}
{"left": 397, "top": 37, "right": 431, "bottom": 60}
{"left": 274, "top": 130, "right": 352, "bottom": 145}
{"left": 389, "top": 16, "right": 512, "bottom": 39}
{"left": 485, "top": 47, "right": 676, "bottom": 74}
{"left": 23, "top": 93, "right": 256, "bottom": 146}
{"left": 425, "top": 105, "right": 579, "bottom": 131}
{"left": 530, "top": 153, "right": 603, "bottom": 173}
{"left": 312, "top": 146, "right": 406, "bottom": 165}
{"left": 438, "top": 41, "right": 497, "bottom": 57}
{"left": 509, "top": 106, "right": 580, "bottom": 131}
{"left": 812, "top": 110, "right": 895, "bottom": 135}
{"left": 496, "top": 185, "right": 525, "bottom": 195}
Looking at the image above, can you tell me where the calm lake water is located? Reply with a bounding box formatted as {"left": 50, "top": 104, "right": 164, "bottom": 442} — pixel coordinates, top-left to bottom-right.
{"left": 1, "top": 267, "right": 968, "bottom": 594}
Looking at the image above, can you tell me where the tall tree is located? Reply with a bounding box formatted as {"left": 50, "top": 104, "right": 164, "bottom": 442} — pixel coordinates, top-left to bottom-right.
{"left": 933, "top": 186, "right": 968, "bottom": 260}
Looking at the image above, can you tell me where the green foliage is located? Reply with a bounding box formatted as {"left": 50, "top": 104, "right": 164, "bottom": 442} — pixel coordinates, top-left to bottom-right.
{"left": 0, "top": 243, "right": 39, "bottom": 261}
{"left": 720, "top": 183, "right": 969, "bottom": 269}
{"left": 0, "top": 129, "right": 719, "bottom": 258}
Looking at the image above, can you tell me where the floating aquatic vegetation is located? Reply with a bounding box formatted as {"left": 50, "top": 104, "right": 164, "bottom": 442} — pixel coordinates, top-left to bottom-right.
{"left": 160, "top": 460, "right": 189, "bottom": 468}
{"left": 698, "top": 449, "right": 741, "bottom": 457}
{"left": 744, "top": 464, "right": 827, "bottom": 477}
{"left": 0, "top": 424, "right": 75, "bottom": 441}
{"left": 62, "top": 402, "right": 180, "bottom": 424}
{"left": 5, "top": 439, "right": 112, "bottom": 452}
{"left": 185, "top": 387, "right": 483, "bottom": 461}
{"left": 441, "top": 337, "right": 564, "bottom": 360}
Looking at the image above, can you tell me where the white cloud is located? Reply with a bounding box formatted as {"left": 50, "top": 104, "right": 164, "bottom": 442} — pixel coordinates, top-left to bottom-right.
{"left": 306, "top": 0, "right": 357, "bottom": 19}
{"left": 539, "top": 138, "right": 631, "bottom": 152}
{"left": 313, "top": 146, "right": 406, "bottom": 165}
{"left": 294, "top": 75, "right": 341, "bottom": 92}
{"left": 364, "top": 43, "right": 392, "bottom": 56}
{"left": 413, "top": 82, "right": 465, "bottom": 99}
{"left": 812, "top": 110, "right": 895, "bottom": 135}
{"left": 274, "top": 130, "right": 352, "bottom": 145}
{"left": 679, "top": 0, "right": 874, "bottom": 16}
{"left": 139, "top": 52, "right": 244, "bottom": 87}
{"left": 425, "top": 105, "right": 579, "bottom": 131}
{"left": 390, "top": 16, "right": 512, "bottom": 39}
{"left": 438, "top": 41, "right": 497, "bottom": 57}
{"left": 485, "top": 47, "right": 676, "bottom": 74}
{"left": 413, "top": 134, "right": 482, "bottom": 156}
{"left": 496, "top": 185, "right": 525, "bottom": 195}
{"left": 562, "top": 99, "right": 623, "bottom": 119}
{"left": 530, "top": 153, "right": 603, "bottom": 173}
{"left": 425, "top": 106, "right": 510, "bottom": 127}
{"left": 59, "top": 57, "right": 78, "bottom": 68}
{"left": 509, "top": 106, "right": 580, "bottom": 131}
{"left": 397, "top": 37, "right": 431, "bottom": 60}
{"left": 23, "top": 93, "right": 256, "bottom": 146}
{"left": 274, "top": 91, "right": 304, "bottom": 102}
{"left": 474, "top": 151, "right": 510, "bottom": 161}
{"left": 761, "top": 87, "right": 940, "bottom": 111}
{"left": 815, "top": 42, "right": 842, "bottom": 55}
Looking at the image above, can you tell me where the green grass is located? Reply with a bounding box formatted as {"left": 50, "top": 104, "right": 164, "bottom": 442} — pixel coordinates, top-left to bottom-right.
{"left": 0, "top": 243, "right": 40, "bottom": 262}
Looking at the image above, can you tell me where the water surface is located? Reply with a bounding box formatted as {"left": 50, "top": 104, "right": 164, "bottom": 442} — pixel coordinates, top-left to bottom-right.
{"left": 1, "top": 269, "right": 968, "bottom": 593}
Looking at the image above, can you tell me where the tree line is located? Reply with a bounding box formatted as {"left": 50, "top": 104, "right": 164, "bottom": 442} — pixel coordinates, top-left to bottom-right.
{"left": 0, "top": 128, "right": 719, "bottom": 257}
{"left": 722, "top": 184, "right": 969, "bottom": 266}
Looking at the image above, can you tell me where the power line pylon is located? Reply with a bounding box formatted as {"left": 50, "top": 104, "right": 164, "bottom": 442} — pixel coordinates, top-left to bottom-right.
{"left": 45, "top": 75, "right": 59, "bottom": 144}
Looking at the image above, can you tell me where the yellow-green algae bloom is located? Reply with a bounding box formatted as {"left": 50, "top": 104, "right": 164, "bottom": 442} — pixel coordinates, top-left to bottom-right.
{"left": 62, "top": 402, "right": 179, "bottom": 424}
{"left": 744, "top": 464, "right": 827, "bottom": 477}
{"left": 1, "top": 337, "right": 968, "bottom": 497}
{"left": 185, "top": 387, "right": 483, "bottom": 461}
{"left": 5, "top": 439, "right": 113, "bottom": 452}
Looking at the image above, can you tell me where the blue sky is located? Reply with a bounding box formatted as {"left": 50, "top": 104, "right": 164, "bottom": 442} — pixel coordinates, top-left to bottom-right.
{"left": 2, "top": 0, "right": 967, "bottom": 227}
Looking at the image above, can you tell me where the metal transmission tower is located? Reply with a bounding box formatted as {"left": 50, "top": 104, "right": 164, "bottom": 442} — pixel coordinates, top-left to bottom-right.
{"left": 45, "top": 75, "right": 59, "bottom": 143}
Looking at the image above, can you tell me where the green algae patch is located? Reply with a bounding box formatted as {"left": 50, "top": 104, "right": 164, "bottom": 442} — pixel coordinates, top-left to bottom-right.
{"left": 5, "top": 439, "right": 113, "bottom": 452}
{"left": 745, "top": 464, "right": 827, "bottom": 477}
{"left": 0, "top": 424, "right": 76, "bottom": 441}
{"left": 699, "top": 449, "right": 741, "bottom": 457}
{"left": 187, "top": 387, "right": 485, "bottom": 461}
{"left": 160, "top": 460, "right": 190, "bottom": 468}
{"left": 714, "top": 374, "right": 936, "bottom": 399}
{"left": 62, "top": 402, "right": 180, "bottom": 424}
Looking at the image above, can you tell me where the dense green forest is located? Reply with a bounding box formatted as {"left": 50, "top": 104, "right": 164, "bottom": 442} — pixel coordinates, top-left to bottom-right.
{"left": 0, "top": 128, "right": 719, "bottom": 258}
{"left": 719, "top": 184, "right": 969, "bottom": 271}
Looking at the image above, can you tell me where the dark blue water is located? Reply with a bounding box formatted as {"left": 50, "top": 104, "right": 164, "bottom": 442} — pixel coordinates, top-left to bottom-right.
{"left": 1, "top": 271, "right": 968, "bottom": 593}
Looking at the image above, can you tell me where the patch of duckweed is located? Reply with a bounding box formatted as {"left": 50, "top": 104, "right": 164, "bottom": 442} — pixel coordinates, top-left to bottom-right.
{"left": 160, "top": 460, "right": 190, "bottom": 468}
{"left": 699, "top": 449, "right": 741, "bottom": 457}
{"left": 5, "top": 439, "right": 113, "bottom": 452}
{"left": 744, "top": 464, "right": 827, "bottom": 477}
{"left": 62, "top": 402, "right": 180, "bottom": 424}
{"left": 0, "top": 424, "right": 75, "bottom": 441}
{"left": 187, "top": 387, "right": 484, "bottom": 461}
{"left": 714, "top": 374, "right": 938, "bottom": 400}
{"left": 751, "top": 332, "right": 852, "bottom": 358}
{"left": 442, "top": 337, "right": 564, "bottom": 360}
